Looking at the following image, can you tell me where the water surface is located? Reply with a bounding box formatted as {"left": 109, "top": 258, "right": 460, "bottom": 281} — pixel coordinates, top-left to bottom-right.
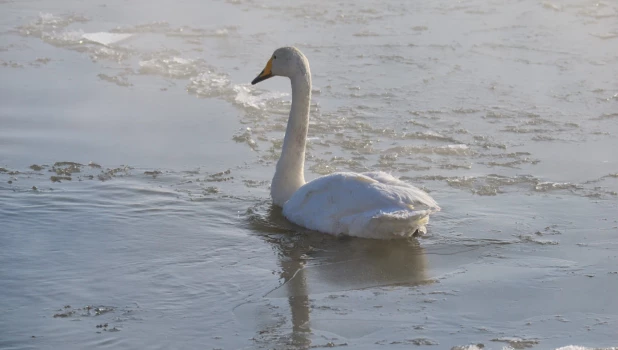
{"left": 1, "top": 0, "right": 617, "bottom": 349}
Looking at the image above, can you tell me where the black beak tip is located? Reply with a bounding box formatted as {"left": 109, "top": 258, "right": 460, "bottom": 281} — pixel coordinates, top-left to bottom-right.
{"left": 251, "top": 70, "right": 273, "bottom": 85}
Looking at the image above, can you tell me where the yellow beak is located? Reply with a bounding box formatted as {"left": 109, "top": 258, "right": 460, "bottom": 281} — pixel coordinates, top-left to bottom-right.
{"left": 251, "top": 57, "right": 274, "bottom": 85}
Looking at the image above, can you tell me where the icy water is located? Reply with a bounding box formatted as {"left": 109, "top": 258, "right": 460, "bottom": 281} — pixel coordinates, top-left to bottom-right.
{"left": 1, "top": 0, "right": 618, "bottom": 349}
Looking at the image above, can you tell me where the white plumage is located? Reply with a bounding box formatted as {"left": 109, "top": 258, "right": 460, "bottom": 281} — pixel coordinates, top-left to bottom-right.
{"left": 251, "top": 47, "right": 440, "bottom": 239}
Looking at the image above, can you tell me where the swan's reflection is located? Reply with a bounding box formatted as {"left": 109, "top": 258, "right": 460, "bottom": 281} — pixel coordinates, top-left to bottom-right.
{"left": 247, "top": 202, "right": 430, "bottom": 347}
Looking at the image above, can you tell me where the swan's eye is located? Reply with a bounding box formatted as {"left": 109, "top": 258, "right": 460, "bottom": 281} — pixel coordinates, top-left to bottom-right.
{"left": 273, "top": 55, "right": 277, "bottom": 59}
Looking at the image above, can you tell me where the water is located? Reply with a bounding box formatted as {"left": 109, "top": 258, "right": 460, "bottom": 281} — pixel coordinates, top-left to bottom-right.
{"left": 1, "top": 0, "right": 617, "bottom": 348}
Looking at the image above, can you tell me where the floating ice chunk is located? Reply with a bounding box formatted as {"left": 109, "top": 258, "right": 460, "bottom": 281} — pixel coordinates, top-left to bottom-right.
{"left": 41, "top": 30, "right": 84, "bottom": 46}
{"left": 187, "top": 71, "right": 231, "bottom": 98}
{"left": 82, "top": 32, "right": 133, "bottom": 46}
{"left": 139, "top": 57, "right": 198, "bottom": 79}
{"left": 443, "top": 144, "right": 468, "bottom": 150}
{"left": 233, "top": 85, "right": 289, "bottom": 110}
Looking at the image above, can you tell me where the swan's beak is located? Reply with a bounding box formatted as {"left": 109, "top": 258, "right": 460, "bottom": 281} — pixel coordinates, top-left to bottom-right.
{"left": 251, "top": 57, "right": 274, "bottom": 85}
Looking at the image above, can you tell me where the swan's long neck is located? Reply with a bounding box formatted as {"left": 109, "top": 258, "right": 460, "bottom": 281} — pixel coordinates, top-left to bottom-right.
{"left": 271, "top": 66, "right": 311, "bottom": 206}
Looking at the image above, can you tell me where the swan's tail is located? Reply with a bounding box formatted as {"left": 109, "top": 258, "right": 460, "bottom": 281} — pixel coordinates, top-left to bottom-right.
{"left": 343, "top": 208, "right": 438, "bottom": 239}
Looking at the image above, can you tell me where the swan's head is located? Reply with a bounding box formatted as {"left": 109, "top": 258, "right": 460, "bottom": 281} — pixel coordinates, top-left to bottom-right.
{"left": 251, "top": 47, "right": 309, "bottom": 85}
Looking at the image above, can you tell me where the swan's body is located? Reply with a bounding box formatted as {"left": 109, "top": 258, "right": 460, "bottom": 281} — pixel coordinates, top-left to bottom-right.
{"left": 252, "top": 47, "right": 440, "bottom": 239}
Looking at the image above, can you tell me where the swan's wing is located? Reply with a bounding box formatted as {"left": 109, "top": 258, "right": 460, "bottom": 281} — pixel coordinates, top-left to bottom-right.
{"left": 282, "top": 172, "right": 440, "bottom": 238}
{"left": 361, "top": 171, "right": 440, "bottom": 210}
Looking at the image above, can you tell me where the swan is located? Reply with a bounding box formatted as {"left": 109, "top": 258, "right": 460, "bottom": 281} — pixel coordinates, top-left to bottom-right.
{"left": 251, "top": 47, "right": 440, "bottom": 239}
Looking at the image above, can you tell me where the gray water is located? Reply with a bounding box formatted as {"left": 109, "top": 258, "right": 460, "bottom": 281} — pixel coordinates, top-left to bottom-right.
{"left": 1, "top": 0, "right": 617, "bottom": 349}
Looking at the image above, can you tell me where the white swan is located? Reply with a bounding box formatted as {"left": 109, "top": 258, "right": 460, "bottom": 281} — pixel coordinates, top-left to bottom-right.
{"left": 251, "top": 47, "right": 440, "bottom": 239}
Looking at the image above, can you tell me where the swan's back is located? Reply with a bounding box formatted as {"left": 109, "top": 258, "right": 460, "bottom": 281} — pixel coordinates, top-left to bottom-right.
{"left": 282, "top": 171, "right": 440, "bottom": 239}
